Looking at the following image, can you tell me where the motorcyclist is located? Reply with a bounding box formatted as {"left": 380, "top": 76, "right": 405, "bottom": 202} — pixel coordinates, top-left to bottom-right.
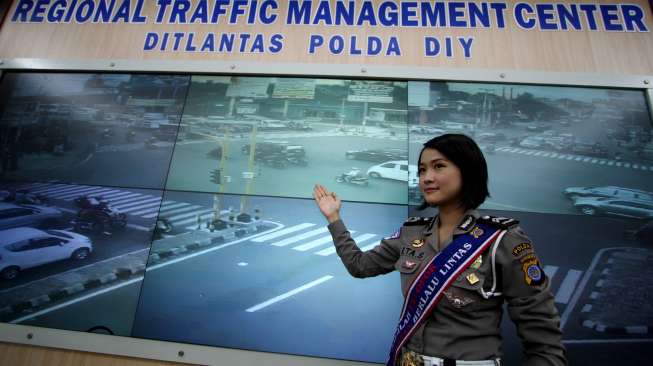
{"left": 343, "top": 167, "right": 363, "bottom": 182}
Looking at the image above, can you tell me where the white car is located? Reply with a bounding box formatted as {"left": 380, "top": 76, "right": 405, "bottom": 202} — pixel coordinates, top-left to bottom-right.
{"left": 367, "top": 161, "right": 417, "bottom": 182}
{"left": 0, "top": 227, "right": 93, "bottom": 280}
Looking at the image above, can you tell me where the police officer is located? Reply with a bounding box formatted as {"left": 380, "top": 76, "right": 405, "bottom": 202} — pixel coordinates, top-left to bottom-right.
{"left": 313, "top": 134, "right": 567, "bottom": 366}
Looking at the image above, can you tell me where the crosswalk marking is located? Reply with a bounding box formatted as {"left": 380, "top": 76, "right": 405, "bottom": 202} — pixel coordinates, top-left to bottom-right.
{"left": 251, "top": 223, "right": 316, "bottom": 242}
{"left": 315, "top": 234, "right": 377, "bottom": 256}
{"left": 271, "top": 227, "right": 331, "bottom": 247}
{"left": 51, "top": 186, "right": 110, "bottom": 199}
{"left": 174, "top": 210, "right": 215, "bottom": 226}
{"left": 31, "top": 184, "right": 83, "bottom": 195}
{"left": 119, "top": 201, "right": 162, "bottom": 214}
{"left": 555, "top": 269, "right": 583, "bottom": 304}
{"left": 292, "top": 235, "right": 337, "bottom": 251}
{"left": 113, "top": 197, "right": 161, "bottom": 210}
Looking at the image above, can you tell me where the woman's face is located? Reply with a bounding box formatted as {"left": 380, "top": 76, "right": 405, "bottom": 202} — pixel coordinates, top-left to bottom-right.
{"left": 418, "top": 148, "right": 463, "bottom": 207}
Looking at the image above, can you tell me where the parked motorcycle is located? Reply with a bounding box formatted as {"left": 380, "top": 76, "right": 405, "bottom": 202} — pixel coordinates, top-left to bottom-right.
{"left": 153, "top": 217, "right": 173, "bottom": 239}
{"left": 335, "top": 168, "right": 369, "bottom": 186}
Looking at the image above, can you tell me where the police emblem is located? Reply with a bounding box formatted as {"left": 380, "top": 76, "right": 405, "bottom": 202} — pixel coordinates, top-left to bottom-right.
{"left": 521, "top": 255, "right": 545, "bottom": 286}
{"left": 411, "top": 239, "right": 425, "bottom": 248}
{"left": 471, "top": 226, "right": 484, "bottom": 238}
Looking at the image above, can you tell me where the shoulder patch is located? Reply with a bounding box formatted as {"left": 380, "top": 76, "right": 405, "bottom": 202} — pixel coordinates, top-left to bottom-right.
{"left": 512, "top": 242, "right": 533, "bottom": 257}
{"left": 521, "top": 254, "right": 545, "bottom": 286}
{"left": 403, "top": 216, "right": 431, "bottom": 226}
{"left": 478, "top": 215, "right": 519, "bottom": 229}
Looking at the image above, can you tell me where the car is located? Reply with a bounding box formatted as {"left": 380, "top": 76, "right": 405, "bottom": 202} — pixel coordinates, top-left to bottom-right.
{"left": 519, "top": 136, "right": 547, "bottom": 149}
{"left": 366, "top": 160, "right": 417, "bottom": 182}
{"left": 563, "top": 186, "right": 653, "bottom": 200}
{"left": 0, "top": 227, "right": 93, "bottom": 280}
{"left": 241, "top": 141, "right": 306, "bottom": 159}
{"left": 409, "top": 126, "right": 445, "bottom": 135}
{"left": 572, "top": 197, "right": 653, "bottom": 219}
{"left": 0, "top": 203, "right": 63, "bottom": 230}
{"left": 525, "top": 123, "right": 550, "bottom": 132}
{"left": 570, "top": 141, "right": 608, "bottom": 157}
{"left": 476, "top": 132, "right": 507, "bottom": 143}
{"left": 345, "top": 148, "right": 408, "bottom": 162}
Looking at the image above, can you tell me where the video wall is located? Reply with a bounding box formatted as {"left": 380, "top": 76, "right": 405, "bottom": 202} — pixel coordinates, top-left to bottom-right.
{"left": 0, "top": 72, "right": 651, "bottom": 365}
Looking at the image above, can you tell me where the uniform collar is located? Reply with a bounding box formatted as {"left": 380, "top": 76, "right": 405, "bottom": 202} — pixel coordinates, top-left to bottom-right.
{"left": 424, "top": 209, "right": 480, "bottom": 235}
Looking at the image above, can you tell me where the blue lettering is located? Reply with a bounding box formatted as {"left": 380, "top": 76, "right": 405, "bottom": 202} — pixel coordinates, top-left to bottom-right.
{"left": 334, "top": 0, "right": 354, "bottom": 25}
{"left": 401, "top": 2, "right": 418, "bottom": 26}
{"left": 251, "top": 34, "right": 265, "bottom": 52}
{"left": 201, "top": 33, "right": 215, "bottom": 51}
{"left": 112, "top": 0, "right": 130, "bottom": 23}
{"left": 557, "top": 4, "right": 581, "bottom": 30}
{"left": 514, "top": 3, "right": 535, "bottom": 29}
{"left": 30, "top": 0, "right": 49, "bottom": 22}
{"left": 579, "top": 4, "right": 598, "bottom": 30}
{"left": 259, "top": 0, "right": 277, "bottom": 24}
{"left": 424, "top": 37, "right": 440, "bottom": 56}
{"left": 350, "top": 35, "right": 361, "bottom": 55}
{"left": 132, "top": 0, "right": 146, "bottom": 22}
{"left": 239, "top": 33, "right": 251, "bottom": 52}
{"left": 287, "top": 0, "right": 311, "bottom": 24}
{"left": 387, "top": 36, "right": 400, "bottom": 56}
{"left": 459, "top": 37, "right": 473, "bottom": 58}
{"left": 172, "top": 32, "right": 184, "bottom": 51}
{"left": 536, "top": 4, "right": 558, "bottom": 30}
{"left": 329, "top": 35, "right": 344, "bottom": 54}
{"left": 230, "top": 0, "right": 247, "bottom": 24}
{"left": 622, "top": 5, "right": 647, "bottom": 32}
{"left": 185, "top": 33, "right": 197, "bottom": 51}
{"left": 144, "top": 32, "right": 158, "bottom": 51}
{"left": 12, "top": 0, "right": 34, "bottom": 22}
{"left": 601, "top": 5, "right": 623, "bottom": 31}
{"left": 190, "top": 0, "right": 208, "bottom": 23}
{"left": 448, "top": 2, "right": 466, "bottom": 27}
{"left": 378, "top": 1, "right": 397, "bottom": 26}
{"left": 95, "top": 0, "right": 115, "bottom": 23}
{"left": 490, "top": 3, "right": 507, "bottom": 28}
{"left": 421, "top": 2, "right": 446, "bottom": 26}
{"left": 368, "top": 36, "right": 381, "bottom": 55}
{"left": 357, "top": 1, "right": 376, "bottom": 26}
{"left": 269, "top": 33, "right": 283, "bottom": 53}
{"left": 308, "top": 34, "right": 323, "bottom": 53}
{"left": 160, "top": 32, "right": 169, "bottom": 50}
{"left": 64, "top": 0, "right": 79, "bottom": 22}
{"left": 469, "top": 2, "right": 490, "bottom": 27}
{"left": 155, "top": 0, "right": 171, "bottom": 23}
{"left": 47, "top": 0, "right": 67, "bottom": 22}
{"left": 170, "top": 0, "right": 191, "bottom": 23}
{"left": 75, "top": 0, "right": 95, "bottom": 23}
{"left": 313, "top": 1, "right": 332, "bottom": 25}
{"left": 445, "top": 37, "right": 452, "bottom": 57}
{"left": 219, "top": 33, "right": 235, "bottom": 52}
{"left": 211, "top": 0, "right": 229, "bottom": 23}
{"left": 248, "top": 0, "right": 257, "bottom": 23}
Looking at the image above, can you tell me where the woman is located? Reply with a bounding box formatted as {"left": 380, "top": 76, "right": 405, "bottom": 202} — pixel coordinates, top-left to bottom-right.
{"left": 313, "top": 134, "right": 567, "bottom": 366}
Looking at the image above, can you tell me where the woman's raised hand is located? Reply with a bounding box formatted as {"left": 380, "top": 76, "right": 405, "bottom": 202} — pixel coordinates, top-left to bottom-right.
{"left": 313, "top": 184, "right": 341, "bottom": 224}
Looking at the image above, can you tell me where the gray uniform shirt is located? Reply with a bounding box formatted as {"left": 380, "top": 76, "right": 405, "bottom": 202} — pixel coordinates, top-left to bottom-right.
{"left": 327, "top": 209, "right": 567, "bottom": 365}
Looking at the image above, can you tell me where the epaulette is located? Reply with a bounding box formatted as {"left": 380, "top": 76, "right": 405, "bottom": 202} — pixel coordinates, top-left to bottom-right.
{"left": 403, "top": 216, "right": 432, "bottom": 226}
{"left": 477, "top": 215, "right": 519, "bottom": 229}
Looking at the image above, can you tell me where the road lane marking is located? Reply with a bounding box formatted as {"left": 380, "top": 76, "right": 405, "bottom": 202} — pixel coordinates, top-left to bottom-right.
{"left": 31, "top": 184, "right": 87, "bottom": 195}
{"left": 271, "top": 227, "right": 331, "bottom": 247}
{"left": 555, "top": 269, "right": 583, "bottom": 304}
{"left": 251, "top": 223, "right": 315, "bottom": 242}
{"left": 543, "top": 265, "right": 558, "bottom": 282}
{"left": 112, "top": 197, "right": 161, "bottom": 210}
{"left": 10, "top": 222, "right": 286, "bottom": 323}
{"left": 52, "top": 187, "right": 112, "bottom": 199}
{"left": 292, "top": 235, "right": 338, "bottom": 251}
{"left": 119, "top": 201, "right": 162, "bottom": 213}
{"left": 245, "top": 275, "right": 334, "bottom": 313}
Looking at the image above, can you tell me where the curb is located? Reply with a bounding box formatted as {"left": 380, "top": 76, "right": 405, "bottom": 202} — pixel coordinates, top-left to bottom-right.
{"left": 580, "top": 248, "right": 653, "bottom": 335}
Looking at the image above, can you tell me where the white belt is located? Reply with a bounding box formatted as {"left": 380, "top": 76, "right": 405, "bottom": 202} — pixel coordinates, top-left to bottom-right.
{"left": 421, "top": 355, "right": 501, "bottom": 366}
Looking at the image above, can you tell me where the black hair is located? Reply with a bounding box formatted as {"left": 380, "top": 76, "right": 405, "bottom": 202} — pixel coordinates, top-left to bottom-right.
{"left": 416, "top": 133, "right": 490, "bottom": 210}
